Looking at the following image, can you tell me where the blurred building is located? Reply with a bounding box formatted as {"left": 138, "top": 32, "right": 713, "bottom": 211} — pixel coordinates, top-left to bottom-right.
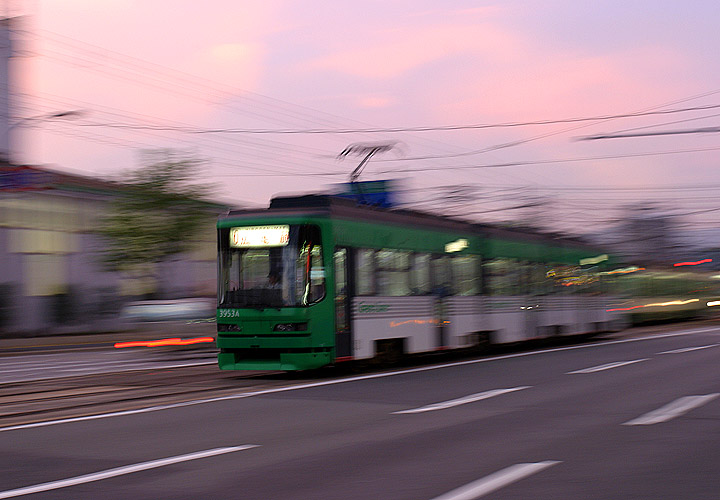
{"left": 0, "top": 164, "right": 225, "bottom": 335}
{"left": 588, "top": 203, "right": 686, "bottom": 266}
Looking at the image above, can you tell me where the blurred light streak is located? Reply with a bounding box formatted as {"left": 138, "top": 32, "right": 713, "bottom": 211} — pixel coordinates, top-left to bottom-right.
{"left": 606, "top": 299, "right": 700, "bottom": 312}
{"left": 390, "top": 319, "right": 449, "bottom": 327}
{"left": 600, "top": 267, "right": 645, "bottom": 275}
{"left": 114, "top": 337, "right": 215, "bottom": 348}
{"left": 707, "top": 301, "right": 720, "bottom": 307}
{"left": 673, "top": 259, "right": 712, "bottom": 267}
{"left": 579, "top": 254, "right": 608, "bottom": 265}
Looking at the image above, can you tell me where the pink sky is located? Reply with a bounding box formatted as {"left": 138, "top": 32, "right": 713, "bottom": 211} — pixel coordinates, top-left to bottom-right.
{"left": 10, "top": 1, "right": 720, "bottom": 236}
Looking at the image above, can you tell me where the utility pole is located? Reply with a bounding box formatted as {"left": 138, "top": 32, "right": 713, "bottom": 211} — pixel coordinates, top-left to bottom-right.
{"left": 0, "top": 16, "right": 12, "bottom": 162}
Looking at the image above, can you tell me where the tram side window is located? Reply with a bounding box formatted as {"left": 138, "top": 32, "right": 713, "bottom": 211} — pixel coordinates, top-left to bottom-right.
{"left": 377, "top": 250, "right": 411, "bottom": 296}
{"left": 484, "top": 258, "right": 522, "bottom": 296}
{"left": 530, "top": 262, "right": 552, "bottom": 295}
{"left": 410, "top": 253, "right": 431, "bottom": 295}
{"left": 577, "top": 266, "right": 603, "bottom": 295}
{"left": 356, "top": 248, "right": 376, "bottom": 296}
{"left": 297, "top": 237, "right": 325, "bottom": 305}
{"left": 515, "top": 262, "right": 529, "bottom": 294}
{"left": 452, "top": 256, "right": 480, "bottom": 295}
{"left": 519, "top": 262, "right": 533, "bottom": 295}
{"left": 548, "top": 264, "right": 581, "bottom": 294}
{"left": 431, "top": 255, "right": 453, "bottom": 296}
{"left": 546, "top": 265, "right": 564, "bottom": 294}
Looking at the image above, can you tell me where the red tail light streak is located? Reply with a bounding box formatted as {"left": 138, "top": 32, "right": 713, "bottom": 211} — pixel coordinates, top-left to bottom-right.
{"left": 673, "top": 259, "right": 712, "bottom": 267}
{"left": 114, "top": 337, "right": 215, "bottom": 348}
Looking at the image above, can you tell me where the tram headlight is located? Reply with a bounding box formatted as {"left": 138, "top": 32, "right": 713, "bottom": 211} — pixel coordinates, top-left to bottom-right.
{"left": 273, "top": 322, "right": 308, "bottom": 332}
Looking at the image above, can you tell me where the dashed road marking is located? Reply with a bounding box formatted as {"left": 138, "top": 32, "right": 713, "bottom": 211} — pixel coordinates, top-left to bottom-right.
{"left": 658, "top": 344, "right": 720, "bottom": 355}
{"left": 429, "top": 461, "right": 561, "bottom": 500}
{"left": 0, "top": 445, "right": 259, "bottom": 499}
{"left": 623, "top": 394, "right": 720, "bottom": 425}
{"left": 567, "top": 358, "right": 648, "bottom": 374}
{"left": 393, "top": 387, "right": 531, "bottom": 414}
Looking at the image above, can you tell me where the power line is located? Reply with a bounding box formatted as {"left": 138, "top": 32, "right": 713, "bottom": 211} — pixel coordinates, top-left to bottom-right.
{"left": 593, "top": 111, "right": 720, "bottom": 136}
{"left": 370, "top": 145, "right": 720, "bottom": 173}
{"left": 22, "top": 28, "right": 465, "bottom": 189}
{"left": 16, "top": 24, "right": 720, "bottom": 232}
{"left": 69, "top": 103, "right": 720, "bottom": 135}
{"left": 23, "top": 28, "right": 359, "bottom": 129}
{"left": 12, "top": 90, "right": 344, "bottom": 176}
{"left": 579, "top": 126, "right": 720, "bottom": 141}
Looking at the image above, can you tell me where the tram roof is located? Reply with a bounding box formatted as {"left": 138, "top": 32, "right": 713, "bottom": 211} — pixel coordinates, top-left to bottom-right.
{"left": 223, "top": 194, "right": 598, "bottom": 251}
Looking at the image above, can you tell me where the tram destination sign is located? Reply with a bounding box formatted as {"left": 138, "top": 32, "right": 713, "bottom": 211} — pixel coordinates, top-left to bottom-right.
{"left": 230, "top": 225, "right": 290, "bottom": 248}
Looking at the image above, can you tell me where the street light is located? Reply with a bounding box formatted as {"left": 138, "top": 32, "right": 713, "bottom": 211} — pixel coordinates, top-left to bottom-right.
{"left": 3, "top": 110, "right": 85, "bottom": 164}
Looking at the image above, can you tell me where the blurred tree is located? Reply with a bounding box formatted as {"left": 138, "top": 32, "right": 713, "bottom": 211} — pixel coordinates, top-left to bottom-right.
{"left": 97, "top": 150, "right": 219, "bottom": 297}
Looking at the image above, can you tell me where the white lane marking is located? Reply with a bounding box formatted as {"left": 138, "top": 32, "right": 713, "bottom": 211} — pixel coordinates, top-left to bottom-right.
{"left": 567, "top": 358, "right": 648, "bottom": 374}
{"left": 429, "top": 461, "right": 561, "bottom": 500}
{"left": 3, "top": 326, "right": 719, "bottom": 433}
{"left": 393, "top": 386, "right": 531, "bottom": 414}
{"left": 658, "top": 344, "right": 720, "bottom": 355}
{"left": 623, "top": 394, "right": 720, "bottom": 425}
{"left": 0, "top": 445, "right": 259, "bottom": 499}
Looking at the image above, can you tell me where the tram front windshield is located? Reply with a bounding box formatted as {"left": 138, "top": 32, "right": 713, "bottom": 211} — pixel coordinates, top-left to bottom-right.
{"left": 218, "top": 224, "right": 325, "bottom": 308}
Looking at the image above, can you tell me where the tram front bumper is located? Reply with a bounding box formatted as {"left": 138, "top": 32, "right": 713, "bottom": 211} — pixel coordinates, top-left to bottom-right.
{"left": 216, "top": 333, "right": 332, "bottom": 371}
{"left": 216, "top": 332, "right": 313, "bottom": 350}
{"left": 217, "top": 347, "right": 332, "bottom": 371}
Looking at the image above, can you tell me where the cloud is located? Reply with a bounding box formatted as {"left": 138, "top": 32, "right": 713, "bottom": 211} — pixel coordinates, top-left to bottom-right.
{"left": 357, "top": 95, "right": 393, "bottom": 108}
{"left": 193, "top": 42, "right": 266, "bottom": 92}
{"left": 432, "top": 42, "right": 689, "bottom": 127}
{"left": 307, "top": 23, "right": 521, "bottom": 80}
{"left": 209, "top": 43, "right": 258, "bottom": 64}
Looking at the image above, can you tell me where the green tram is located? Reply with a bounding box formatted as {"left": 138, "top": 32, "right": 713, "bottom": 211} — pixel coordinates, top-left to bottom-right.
{"left": 216, "top": 195, "right": 618, "bottom": 371}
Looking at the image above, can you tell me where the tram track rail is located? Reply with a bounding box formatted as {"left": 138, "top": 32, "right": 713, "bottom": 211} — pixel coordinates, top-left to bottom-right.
{"left": 2, "top": 319, "right": 716, "bottom": 430}
{"left": 0, "top": 365, "right": 287, "bottom": 429}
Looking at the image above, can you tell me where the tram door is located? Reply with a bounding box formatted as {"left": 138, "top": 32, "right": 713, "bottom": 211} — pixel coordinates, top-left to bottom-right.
{"left": 334, "top": 248, "right": 353, "bottom": 359}
{"left": 522, "top": 262, "right": 540, "bottom": 339}
{"left": 431, "top": 255, "right": 451, "bottom": 348}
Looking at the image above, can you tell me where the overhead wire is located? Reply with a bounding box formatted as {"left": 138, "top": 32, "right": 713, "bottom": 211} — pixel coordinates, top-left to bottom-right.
{"left": 54, "top": 103, "right": 720, "bottom": 135}
{"left": 13, "top": 26, "right": 720, "bottom": 236}
{"left": 14, "top": 27, "right": 545, "bottom": 189}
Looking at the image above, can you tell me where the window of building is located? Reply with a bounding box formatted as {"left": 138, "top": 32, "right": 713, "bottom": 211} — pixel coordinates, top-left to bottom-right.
{"left": 24, "top": 254, "right": 67, "bottom": 296}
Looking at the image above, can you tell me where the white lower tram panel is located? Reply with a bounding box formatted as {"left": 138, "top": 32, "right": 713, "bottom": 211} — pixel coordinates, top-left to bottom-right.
{"left": 351, "top": 295, "right": 619, "bottom": 359}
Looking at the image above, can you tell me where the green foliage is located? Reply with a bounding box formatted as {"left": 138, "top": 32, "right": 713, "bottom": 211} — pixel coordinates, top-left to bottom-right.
{"left": 97, "top": 151, "right": 218, "bottom": 271}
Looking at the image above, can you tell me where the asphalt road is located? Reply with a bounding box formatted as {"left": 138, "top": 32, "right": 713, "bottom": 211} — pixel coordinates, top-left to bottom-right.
{"left": 1, "top": 324, "right": 719, "bottom": 499}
